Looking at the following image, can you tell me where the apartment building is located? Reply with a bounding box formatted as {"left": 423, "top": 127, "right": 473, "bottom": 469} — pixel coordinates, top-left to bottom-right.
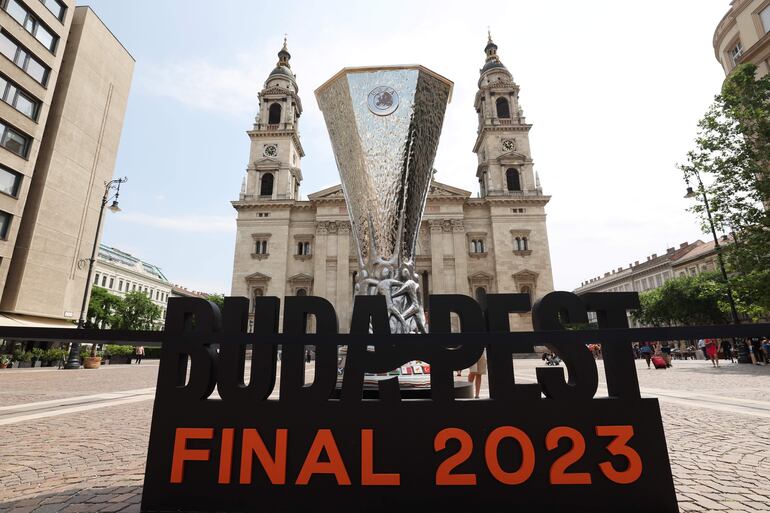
{"left": 0, "top": 3, "right": 133, "bottom": 327}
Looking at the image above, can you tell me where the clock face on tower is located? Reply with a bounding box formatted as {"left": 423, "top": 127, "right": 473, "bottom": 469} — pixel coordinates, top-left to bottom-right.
{"left": 264, "top": 144, "right": 278, "bottom": 157}
{"left": 502, "top": 139, "right": 515, "bottom": 152}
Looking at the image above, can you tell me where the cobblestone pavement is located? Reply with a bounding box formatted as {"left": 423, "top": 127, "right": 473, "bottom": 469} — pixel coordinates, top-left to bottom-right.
{"left": 0, "top": 358, "right": 768, "bottom": 512}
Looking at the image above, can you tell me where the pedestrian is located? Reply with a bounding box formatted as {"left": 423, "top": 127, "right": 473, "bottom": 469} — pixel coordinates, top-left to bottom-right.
{"left": 761, "top": 338, "right": 770, "bottom": 365}
{"left": 697, "top": 339, "right": 707, "bottom": 360}
{"left": 750, "top": 338, "right": 765, "bottom": 365}
{"left": 305, "top": 349, "right": 311, "bottom": 364}
{"left": 639, "top": 342, "right": 653, "bottom": 369}
{"left": 705, "top": 338, "right": 719, "bottom": 368}
{"left": 134, "top": 345, "right": 144, "bottom": 364}
{"left": 467, "top": 350, "right": 487, "bottom": 399}
{"left": 720, "top": 339, "right": 734, "bottom": 363}
{"left": 748, "top": 337, "right": 760, "bottom": 365}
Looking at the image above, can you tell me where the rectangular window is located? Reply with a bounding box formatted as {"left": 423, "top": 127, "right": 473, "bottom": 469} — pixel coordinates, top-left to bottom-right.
{"left": 3, "top": 0, "right": 59, "bottom": 52}
{"left": 0, "top": 74, "right": 40, "bottom": 119}
{"left": 39, "top": 0, "right": 65, "bottom": 21}
{"left": 730, "top": 41, "right": 743, "bottom": 67}
{"left": 118, "top": 280, "right": 123, "bottom": 291}
{"left": 93, "top": 273, "right": 99, "bottom": 285}
{"left": 132, "top": 284, "right": 136, "bottom": 291}
{"left": 0, "top": 120, "right": 30, "bottom": 158}
{"left": 655, "top": 275, "right": 662, "bottom": 287}
{"left": 0, "top": 210, "right": 11, "bottom": 239}
{"left": 761, "top": 6, "right": 770, "bottom": 34}
{"left": 101, "top": 275, "right": 106, "bottom": 287}
{"left": 109, "top": 277, "right": 114, "bottom": 289}
{"left": 0, "top": 165, "right": 21, "bottom": 196}
{"left": 0, "top": 31, "right": 50, "bottom": 85}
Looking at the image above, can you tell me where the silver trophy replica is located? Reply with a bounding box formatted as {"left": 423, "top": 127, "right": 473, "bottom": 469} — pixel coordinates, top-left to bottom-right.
{"left": 316, "top": 66, "right": 453, "bottom": 334}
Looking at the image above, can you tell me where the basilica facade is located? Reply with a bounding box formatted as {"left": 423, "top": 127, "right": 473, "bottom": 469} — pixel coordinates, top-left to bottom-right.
{"left": 230, "top": 37, "right": 554, "bottom": 332}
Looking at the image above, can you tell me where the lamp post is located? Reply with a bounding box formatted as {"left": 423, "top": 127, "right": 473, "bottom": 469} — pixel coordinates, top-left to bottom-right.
{"left": 64, "top": 178, "right": 126, "bottom": 369}
{"left": 684, "top": 171, "right": 747, "bottom": 362}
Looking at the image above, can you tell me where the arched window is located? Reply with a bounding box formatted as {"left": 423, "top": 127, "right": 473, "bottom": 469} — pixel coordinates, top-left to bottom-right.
{"left": 296, "top": 288, "right": 307, "bottom": 296}
{"left": 506, "top": 168, "right": 521, "bottom": 191}
{"left": 520, "top": 286, "right": 532, "bottom": 305}
{"left": 496, "top": 97, "right": 510, "bottom": 119}
{"left": 268, "top": 103, "right": 282, "bottom": 124}
{"left": 475, "top": 287, "right": 487, "bottom": 309}
{"left": 260, "top": 173, "right": 274, "bottom": 196}
{"left": 522, "top": 236, "right": 529, "bottom": 250}
{"left": 254, "top": 288, "right": 264, "bottom": 297}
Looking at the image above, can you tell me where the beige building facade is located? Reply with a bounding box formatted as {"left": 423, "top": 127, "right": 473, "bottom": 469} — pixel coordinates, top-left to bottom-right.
{"left": 714, "top": 0, "right": 770, "bottom": 76}
{"left": 93, "top": 245, "right": 171, "bottom": 322}
{"left": 0, "top": 5, "right": 133, "bottom": 326}
{"left": 231, "top": 37, "right": 555, "bottom": 332}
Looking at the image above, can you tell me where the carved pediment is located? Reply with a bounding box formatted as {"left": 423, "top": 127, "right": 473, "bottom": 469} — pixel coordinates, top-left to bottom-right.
{"left": 287, "top": 273, "right": 313, "bottom": 284}
{"left": 253, "top": 157, "right": 280, "bottom": 168}
{"left": 428, "top": 180, "right": 471, "bottom": 198}
{"left": 245, "top": 271, "right": 271, "bottom": 283}
{"left": 512, "top": 269, "right": 538, "bottom": 283}
{"left": 469, "top": 271, "right": 494, "bottom": 281}
{"left": 308, "top": 184, "right": 345, "bottom": 200}
{"left": 496, "top": 150, "right": 530, "bottom": 163}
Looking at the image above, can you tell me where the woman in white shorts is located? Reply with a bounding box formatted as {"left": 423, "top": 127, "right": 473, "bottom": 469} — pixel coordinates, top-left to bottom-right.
{"left": 467, "top": 350, "right": 487, "bottom": 399}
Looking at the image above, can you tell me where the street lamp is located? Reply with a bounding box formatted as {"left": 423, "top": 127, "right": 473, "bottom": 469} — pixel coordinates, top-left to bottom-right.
{"left": 684, "top": 171, "right": 748, "bottom": 361}
{"left": 64, "top": 177, "right": 127, "bottom": 369}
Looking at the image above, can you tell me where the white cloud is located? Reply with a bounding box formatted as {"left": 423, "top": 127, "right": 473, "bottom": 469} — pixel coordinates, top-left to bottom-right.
{"left": 116, "top": 212, "right": 235, "bottom": 233}
{"left": 137, "top": 54, "right": 265, "bottom": 115}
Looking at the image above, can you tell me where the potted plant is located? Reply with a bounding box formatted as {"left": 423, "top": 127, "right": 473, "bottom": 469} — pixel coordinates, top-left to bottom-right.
{"left": 16, "top": 351, "right": 33, "bottom": 369}
{"left": 83, "top": 347, "right": 102, "bottom": 369}
{"left": 105, "top": 344, "right": 133, "bottom": 364}
{"left": 45, "top": 348, "right": 67, "bottom": 367}
{"left": 0, "top": 354, "right": 10, "bottom": 369}
{"left": 31, "top": 348, "right": 45, "bottom": 368}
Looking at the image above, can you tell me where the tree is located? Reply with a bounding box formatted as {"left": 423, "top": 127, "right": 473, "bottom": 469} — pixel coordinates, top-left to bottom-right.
{"left": 85, "top": 286, "right": 121, "bottom": 329}
{"left": 633, "top": 273, "right": 729, "bottom": 326}
{"left": 111, "top": 291, "right": 162, "bottom": 331}
{"left": 679, "top": 63, "right": 770, "bottom": 317}
{"left": 206, "top": 293, "right": 225, "bottom": 312}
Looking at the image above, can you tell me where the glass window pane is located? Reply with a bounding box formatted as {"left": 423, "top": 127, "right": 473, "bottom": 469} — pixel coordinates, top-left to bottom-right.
{"left": 0, "top": 168, "right": 20, "bottom": 196}
{"left": 35, "top": 26, "right": 55, "bottom": 51}
{"left": 41, "top": 0, "right": 64, "bottom": 20}
{"left": 2, "top": 81, "right": 14, "bottom": 103}
{"left": 762, "top": 7, "right": 770, "bottom": 34}
{"left": 0, "top": 211, "right": 10, "bottom": 239}
{"left": 25, "top": 57, "right": 46, "bottom": 84}
{"left": 5, "top": 0, "right": 28, "bottom": 26}
{"left": 14, "top": 91, "right": 36, "bottom": 118}
{"left": 2, "top": 128, "right": 28, "bottom": 157}
{"left": 0, "top": 76, "right": 6, "bottom": 101}
{"left": 0, "top": 33, "right": 18, "bottom": 61}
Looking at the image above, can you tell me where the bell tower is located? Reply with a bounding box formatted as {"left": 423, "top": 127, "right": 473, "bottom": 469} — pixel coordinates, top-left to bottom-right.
{"left": 242, "top": 38, "right": 305, "bottom": 201}
{"left": 473, "top": 33, "right": 539, "bottom": 198}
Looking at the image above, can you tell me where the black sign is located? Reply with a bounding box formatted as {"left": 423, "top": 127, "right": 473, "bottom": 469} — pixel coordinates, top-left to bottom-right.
{"left": 141, "top": 292, "right": 679, "bottom": 513}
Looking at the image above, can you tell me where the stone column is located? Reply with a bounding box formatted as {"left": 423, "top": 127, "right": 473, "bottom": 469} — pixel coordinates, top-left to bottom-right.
{"left": 429, "top": 220, "right": 444, "bottom": 293}
{"left": 313, "top": 222, "right": 328, "bottom": 298}
{"left": 451, "top": 219, "right": 468, "bottom": 296}
{"left": 336, "top": 222, "right": 351, "bottom": 332}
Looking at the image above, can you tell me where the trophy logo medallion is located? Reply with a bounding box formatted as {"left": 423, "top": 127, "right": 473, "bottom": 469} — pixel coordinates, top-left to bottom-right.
{"left": 367, "top": 85, "right": 399, "bottom": 116}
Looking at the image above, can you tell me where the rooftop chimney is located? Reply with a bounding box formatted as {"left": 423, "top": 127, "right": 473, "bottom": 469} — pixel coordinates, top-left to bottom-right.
{"left": 667, "top": 247, "right": 675, "bottom": 254}
{"left": 680, "top": 242, "right": 687, "bottom": 249}
{"left": 652, "top": 253, "right": 657, "bottom": 259}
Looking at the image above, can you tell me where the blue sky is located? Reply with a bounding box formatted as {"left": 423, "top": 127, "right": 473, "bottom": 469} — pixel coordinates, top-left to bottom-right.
{"left": 88, "top": 0, "right": 731, "bottom": 294}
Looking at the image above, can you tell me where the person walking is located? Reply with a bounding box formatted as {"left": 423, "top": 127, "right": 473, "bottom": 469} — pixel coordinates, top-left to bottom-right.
{"left": 467, "top": 350, "right": 487, "bottom": 399}
{"left": 660, "top": 341, "right": 672, "bottom": 368}
{"left": 697, "top": 339, "right": 707, "bottom": 361}
{"left": 761, "top": 338, "right": 770, "bottom": 365}
{"left": 134, "top": 345, "right": 145, "bottom": 365}
{"left": 720, "top": 339, "right": 734, "bottom": 363}
{"left": 640, "top": 342, "right": 653, "bottom": 369}
{"left": 705, "top": 338, "right": 719, "bottom": 368}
